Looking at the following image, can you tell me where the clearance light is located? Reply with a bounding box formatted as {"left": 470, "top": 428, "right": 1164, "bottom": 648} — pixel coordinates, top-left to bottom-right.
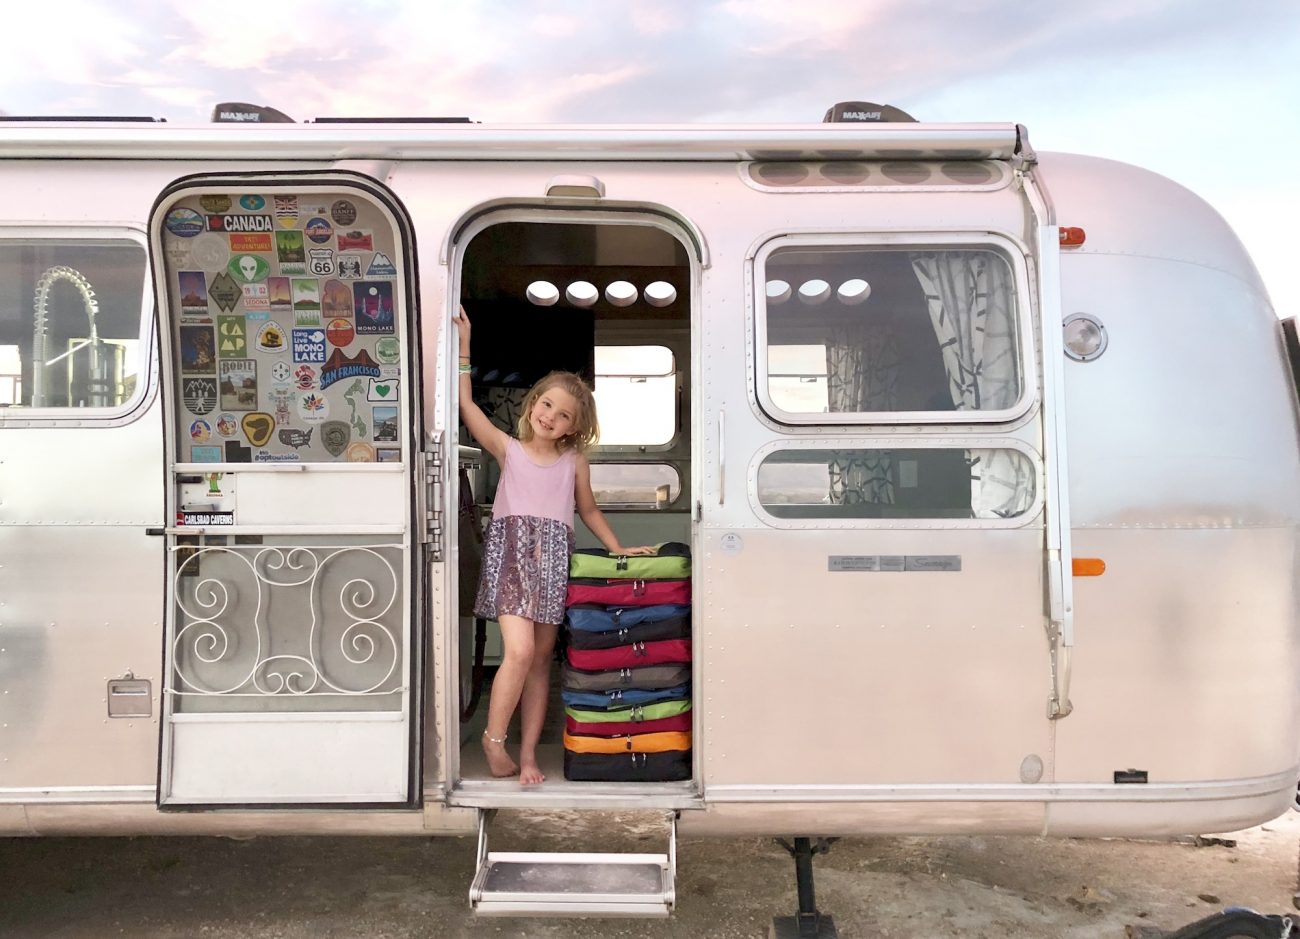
{"left": 1072, "top": 558, "right": 1106, "bottom": 577}
{"left": 1059, "top": 226, "right": 1086, "bottom": 247}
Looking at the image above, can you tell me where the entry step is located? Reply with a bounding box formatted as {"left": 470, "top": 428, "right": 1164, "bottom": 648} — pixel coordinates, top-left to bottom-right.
{"left": 469, "top": 811, "right": 676, "bottom": 917}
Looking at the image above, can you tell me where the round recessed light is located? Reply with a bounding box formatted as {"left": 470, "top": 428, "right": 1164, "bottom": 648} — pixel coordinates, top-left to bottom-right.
{"left": 837, "top": 279, "right": 871, "bottom": 304}
{"left": 644, "top": 281, "right": 677, "bottom": 307}
{"left": 766, "top": 280, "right": 792, "bottom": 304}
{"left": 798, "top": 279, "right": 831, "bottom": 304}
{"left": 604, "top": 281, "right": 637, "bottom": 307}
{"left": 525, "top": 280, "right": 559, "bottom": 306}
{"left": 565, "top": 281, "right": 598, "bottom": 307}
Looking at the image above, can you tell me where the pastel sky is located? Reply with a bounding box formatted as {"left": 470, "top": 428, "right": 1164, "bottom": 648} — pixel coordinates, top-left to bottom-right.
{"left": 4, "top": 0, "right": 1298, "bottom": 314}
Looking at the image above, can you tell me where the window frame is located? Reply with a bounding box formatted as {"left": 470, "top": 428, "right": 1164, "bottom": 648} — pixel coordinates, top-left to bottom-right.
{"left": 0, "top": 226, "right": 155, "bottom": 429}
{"left": 749, "top": 436, "right": 1044, "bottom": 530}
{"left": 752, "top": 231, "right": 1038, "bottom": 427}
{"left": 591, "top": 342, "right": 680, "bottom": 454}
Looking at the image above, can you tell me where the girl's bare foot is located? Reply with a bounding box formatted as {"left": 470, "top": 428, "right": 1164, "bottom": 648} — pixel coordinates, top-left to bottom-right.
{"left": 482, "top": 732, "right": 518, "bottom": 778}
{"left": 519, "top": 755, "right": 545, "bottom": 786}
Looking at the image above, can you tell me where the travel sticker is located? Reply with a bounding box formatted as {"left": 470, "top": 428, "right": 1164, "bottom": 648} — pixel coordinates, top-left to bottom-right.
{"left": 337, "top": 254, "right": 363, "bottom": 279}
{"left": 373, "top": 405, "right": 398, "bottom": 442}
{"left": 297, "top": 390, "right": 330, "bottom": 424}
{"left": 346, "top": 442, "right": 376, "bottom": 462}
{"left": 191, "top": 446, "right": 222, "bottom": 463}
{"left": 331, "top": 199, "right": 357, "bottom": 225}
{"left": 376, "top": 448, "right": 400, "bottom": 463}
{"left": 220, "top": 359, "right": 258, "bottom": 410}
{"left": 321, "top": 279, "right": 352, "bottom": 319}
{"left": 189, "top": 419, "right": 212, "bottom": 444}
{"left": 294, "top": 364, "right": 317, "bottom": 389}
{"left": 268, "top": 387, "right": 294, "bottom": 425}
{"left": 279, "top": 427, "right": 313, "bottom": 449}
{"left": 165, "top": 207, "right": 204, "bottom": 237}
{"left": 239, "top": 195, "right": 266, "bottom": 211}
{"left": 229, "top": 253, "right": 270, "bottom": 284}
{"left": 179, "top": 325, "right": 217, "bottom": 375}
{"left": 199, "top": 194, "right": 232, "bottom": 214}
{"left": 366, "top": 377, "right": 398, "bottom": 402}
{"left": 190, "top": 232, "right": 230, "bottom": 270}
{"left": 276, "top": 230, "right": 306, "bottom": 275}
{"left": 241, "top": 282, "right": 270, "bottom": 311}
{"left": 336, "top": 229, "right": 373, "bottom": 252}
{"left": 230, "top": 232, "right": 273, "bottom": 253}
{"left": 256, "top": 321, "right": 288, "bottom": 354}
{"left": 274, "top": 195, "right": 298, "bottom": 229}
{"left": 182, "top": 377, "right": 218, "bottom": 415}
{"left": 305, "top": 216, "right": 333, "bottom": 244}
{"left": 179, "top": 272, "right": 209, "bottom": 315}
{"left": 343, "top": 379, "right": 369, "bottom": 437}
{"left": 291, "top": 278, "right": 321, "bottom": 321}
{"left": 308, "top": 248, "right": 335, "bottom": 276}
{"left": 207, "top": 214, "right": 273, "bottom": 233}
{"left": 271, "top": 360, "right": 293, "bottom": 385}
{"left": 208, "top": 272, "right": 241, "bottom": 312}
{"left": 321, "top": 421, "right": 350, "bottom": 456}
{"left": 320, "top": 347, "right": 380, "bottom": 390}
{"left": 254, "top": 450, "right": 301, "bottom": 464}
{"left": 374, "top": 337, "right": 400, "bottom": 364}
{"left": 163, "top": 238, "right": 192, "bottom": 271}
{"left": 366, "top": 252, "right": 397, "bottom": 277}
{"left": 217, "top": 315, "right": 248, "bottom": 356}
{"left": 268, "top": 276, "right": 292, "bottom": 313}
{"left": 326, "top": 317, "right": 354, "bottom": 347}
{"left": 216, "top": 413, "right": 238, "bottom": 437}
{"left": 241, "top": 411, "right": 275, "bottom": 447}
{"left": 354, "top": 281, "right": 394, "bottom": 334}
{"left": 292, "top": 328, "right": 327, "bottom": 363}
{"left": 224, "top": 440, "right": 251, "bottom": 463}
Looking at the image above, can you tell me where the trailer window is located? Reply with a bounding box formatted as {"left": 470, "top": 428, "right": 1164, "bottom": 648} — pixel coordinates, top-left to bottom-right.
{"left": 757, "top": 447, "right": 1036, "bottom": 520}
{"left": 0, "top": 238, "right": 147, "bottom": 411}
{"left": 593, "top": 344, "right": 676, "bottom": 447}
{"left": 758, "top": 243, "right": 1026, "bottom": 423}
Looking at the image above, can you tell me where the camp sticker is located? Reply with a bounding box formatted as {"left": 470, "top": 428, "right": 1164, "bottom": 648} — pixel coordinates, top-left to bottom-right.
{"left": 217, "top": 315, "right": 248, "bottom": 356}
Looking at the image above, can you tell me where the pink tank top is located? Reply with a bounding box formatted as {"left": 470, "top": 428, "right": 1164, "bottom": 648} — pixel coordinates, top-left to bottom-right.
{"left": 492, "top": 437, "right": 577, "bottom": 528}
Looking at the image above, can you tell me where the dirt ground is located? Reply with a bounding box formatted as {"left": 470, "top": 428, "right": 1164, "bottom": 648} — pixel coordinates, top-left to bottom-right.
{"left": 3, "top": 808, "right": 1299, "bottom": 938}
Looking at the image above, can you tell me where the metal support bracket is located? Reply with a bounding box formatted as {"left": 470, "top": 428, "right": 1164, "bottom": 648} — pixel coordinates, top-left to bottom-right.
{"left": 422, "top": 431, "right": 444, "bottom": 559}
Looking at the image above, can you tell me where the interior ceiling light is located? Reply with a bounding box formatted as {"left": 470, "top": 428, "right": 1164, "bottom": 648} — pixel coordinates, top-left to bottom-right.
{"left": 604, "top": 281, "right": 637, "bottom": 307}
{"left": 565, "top": 281, "right": 598, "bottom": 307}
{"left": 837, "top": 279, "right": 871, "bottom": 304}
{"left": 644, "top": 281, "right": 677, "bottom": 308}
{"left": 766, "top": 280, "right": 792, "bottom": 304}
{"left": 525, "top": 280, "right": 559, "bottom": 306}
{"left": 798, "top": 279, "right": 830, "bottom": 304}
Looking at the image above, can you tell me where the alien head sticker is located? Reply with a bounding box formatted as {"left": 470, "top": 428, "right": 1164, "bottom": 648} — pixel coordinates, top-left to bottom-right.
{"left": 228, "top": 254, "right": 270, "bottom": 284}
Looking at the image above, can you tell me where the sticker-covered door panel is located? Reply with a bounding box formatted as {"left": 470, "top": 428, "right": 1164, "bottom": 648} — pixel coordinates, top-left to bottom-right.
{"left": 152, "top": 179, "right": 420, "bottom": 805}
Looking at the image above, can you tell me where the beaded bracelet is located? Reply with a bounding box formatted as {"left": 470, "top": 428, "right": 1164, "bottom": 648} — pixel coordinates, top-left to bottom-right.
{"left": 458, "top": 362, "right": 472, "bottom": 374}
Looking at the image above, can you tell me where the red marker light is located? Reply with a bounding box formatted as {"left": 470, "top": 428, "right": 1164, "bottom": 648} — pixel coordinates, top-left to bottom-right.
{"left": 1059, "top": 226, "right": 1086, "bottom": 247}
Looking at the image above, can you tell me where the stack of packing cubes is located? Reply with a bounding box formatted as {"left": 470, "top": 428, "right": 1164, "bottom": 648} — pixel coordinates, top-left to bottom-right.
{"left": 561, "top": 542, "right": 692, "bottom": 782}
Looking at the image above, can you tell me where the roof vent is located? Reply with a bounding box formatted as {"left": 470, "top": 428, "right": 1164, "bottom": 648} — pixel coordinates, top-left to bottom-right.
{"left": 823, "top": 101, "right": 917, "bottom": 123}
{"left": 211, "top": 102, "right": 294, "bottom": 123}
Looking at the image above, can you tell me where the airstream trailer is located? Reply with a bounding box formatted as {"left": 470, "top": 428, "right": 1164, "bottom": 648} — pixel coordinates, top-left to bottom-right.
{"left": 0, "top": 110, "right": 1296, "bottom": 924}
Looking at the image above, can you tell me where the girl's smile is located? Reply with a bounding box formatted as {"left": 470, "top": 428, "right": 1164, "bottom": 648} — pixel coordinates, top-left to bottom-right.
{"left": 529, "top": 387, "right": 579, "bottom": 443}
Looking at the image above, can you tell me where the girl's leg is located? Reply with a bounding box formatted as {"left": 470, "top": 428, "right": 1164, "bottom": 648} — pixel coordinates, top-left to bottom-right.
{"left": 481, "top": 614, "right": 535, "bottom": 777}
{"left": 517, "top": 621, "right": 559, "bottom": 785}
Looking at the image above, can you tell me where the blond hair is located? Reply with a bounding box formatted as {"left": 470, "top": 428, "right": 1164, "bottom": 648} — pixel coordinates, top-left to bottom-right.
{"left": 517, "top": 371, "right": 599, "bottom": 453}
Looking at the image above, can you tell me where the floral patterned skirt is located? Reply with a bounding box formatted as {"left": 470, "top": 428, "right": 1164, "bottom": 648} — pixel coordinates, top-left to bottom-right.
{"left": 474, "top": 514, "right": 574, "bottom": 625}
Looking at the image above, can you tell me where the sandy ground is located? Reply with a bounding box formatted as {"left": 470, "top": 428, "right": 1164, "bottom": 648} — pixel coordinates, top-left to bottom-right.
{"left": 3, "top": 809, "right": 1300, "bottom": 938}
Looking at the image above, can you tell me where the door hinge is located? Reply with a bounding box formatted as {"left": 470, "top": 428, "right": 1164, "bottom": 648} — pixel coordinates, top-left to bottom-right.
{"left": 423, "top": 433, "right": 444, "bottom": 559}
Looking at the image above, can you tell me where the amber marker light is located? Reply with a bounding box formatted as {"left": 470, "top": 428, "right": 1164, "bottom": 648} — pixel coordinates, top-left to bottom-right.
{"left": 1059, "top": 226, "right": 1087, "bottom": 247}
{"left": 1072, "top": 558, "right": 1106, "bottom": 576}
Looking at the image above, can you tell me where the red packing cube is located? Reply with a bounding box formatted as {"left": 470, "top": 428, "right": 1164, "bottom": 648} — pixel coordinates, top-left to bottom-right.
{"left": 566, "top": 579, "right": 690, "bottom": 608}
{"left": 567, "top": 639, "right": 692, "bottom": 671}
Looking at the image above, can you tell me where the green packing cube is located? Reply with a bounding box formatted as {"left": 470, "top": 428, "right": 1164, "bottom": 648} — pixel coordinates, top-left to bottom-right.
{"left": 565, "top": 698, "right": 692, "bottom": 723}
{"left": 568, "top": 542, "right": 691, "bottom": 580}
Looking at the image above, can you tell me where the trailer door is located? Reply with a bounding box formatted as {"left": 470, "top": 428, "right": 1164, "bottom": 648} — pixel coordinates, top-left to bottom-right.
{"left": 151, "top": 178, "right": 423, "bottom": 805}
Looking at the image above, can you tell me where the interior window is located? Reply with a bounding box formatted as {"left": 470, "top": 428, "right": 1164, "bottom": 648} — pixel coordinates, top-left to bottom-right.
{"left": 757, "top": 447, "right": 1036, "bottom": 520}
{"left": 760, "top": 244, "right": 1023, "bottom": 421}
{"left": 589, "top": 462, "right": 681, "bottom": 508}
{"left": 594, "top": 344, "right": 676, "bottom": 447}
{"left": 0, "top": 238, "right": 147, "bottom": 410}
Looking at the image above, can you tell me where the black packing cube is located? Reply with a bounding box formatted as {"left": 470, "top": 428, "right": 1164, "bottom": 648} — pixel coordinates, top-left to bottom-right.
{"left": 563, "top": 748, "right": 692, "bottom": 782}
{"left": 566, "top": 613, "right": 690, "bottom": 650}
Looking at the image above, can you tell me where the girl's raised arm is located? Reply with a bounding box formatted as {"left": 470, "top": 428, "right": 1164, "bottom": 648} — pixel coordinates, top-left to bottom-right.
{"left": 452, "top": 306, "right": 508, "bottom": 464}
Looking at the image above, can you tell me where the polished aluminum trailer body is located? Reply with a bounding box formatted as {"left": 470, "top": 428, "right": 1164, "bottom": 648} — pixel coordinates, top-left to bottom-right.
{"left": 0, "top": 121, "right": 1295, "bottom": 845}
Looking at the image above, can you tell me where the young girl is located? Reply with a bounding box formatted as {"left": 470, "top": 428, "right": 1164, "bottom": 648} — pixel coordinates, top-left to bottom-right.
{"left": 453, "top": 306, "right": 652, "bottom": 785}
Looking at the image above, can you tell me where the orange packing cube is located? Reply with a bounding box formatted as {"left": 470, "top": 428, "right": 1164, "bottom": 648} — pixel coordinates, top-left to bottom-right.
{"left": 562, "top": 730, "right": 692, "bottom": 754}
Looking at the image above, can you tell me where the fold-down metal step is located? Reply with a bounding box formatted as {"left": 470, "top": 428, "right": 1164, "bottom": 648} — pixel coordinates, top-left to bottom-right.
{"left": 469, "top": 812, "right": 676, "bottom": 917}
